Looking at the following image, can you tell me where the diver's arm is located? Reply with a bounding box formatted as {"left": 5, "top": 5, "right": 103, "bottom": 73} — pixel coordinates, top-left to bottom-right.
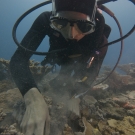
{"left": 10, "top": 12, "right": 51, "bottom": 135}
{"left": 10, "top": 12, "right": 51, "bottom": 96}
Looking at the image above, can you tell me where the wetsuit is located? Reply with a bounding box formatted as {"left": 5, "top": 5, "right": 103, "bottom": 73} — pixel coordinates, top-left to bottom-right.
{"left": 10, "top": 11, "right": 111, "bottom": 96}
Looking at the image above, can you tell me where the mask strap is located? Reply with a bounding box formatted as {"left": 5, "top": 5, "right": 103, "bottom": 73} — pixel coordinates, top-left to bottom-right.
{"left": 52, "top": 0, "right": 56, "bottom": 16}
{"left": 91, "top": 1, "right": 97, "bottom": 23}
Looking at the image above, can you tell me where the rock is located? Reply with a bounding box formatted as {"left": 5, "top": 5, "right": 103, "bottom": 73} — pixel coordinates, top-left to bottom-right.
{"left": 88, "top": 119, "right": 99, "bottom": 127}
{"left": 98, "top": 99, "right": 107, "bottom": 105}
{"left": 82, "top": 117, "right": 94, "bottom": 135}
{"left": 74, "top": 117, "right": 96, "bottom": 135}
{"left": 127, "top": 109, "right": 135, "bottom": 117}
{"left": 74, "top": 132, "right": 84, "bottom": 135}
{"left": 82, "top": 117, "right": 102, "bottom": 135}
{"left": 82, "top": 95, "right": 97, "bottom": 106}
{"left": 0, "top": 80, "right": 16, "bottom": 93}
{"left": 98, "top": 120, "right": 107, "bottom": 132}
{"left": 56, "top": 102, "right": 64, "bottom": 109}
{"left": 129, "top": 70, "right": 135, "bottom": 78}
{"left": 117, "top": 64, "right": 133, "bottom": 74}
{"left": 89, "top": 89, "right": 110, "bottom": 100}
{"left": 107, "top": 119, "right": 117, "bottom": 128}
{"left": 92, "top": 83, "right": 109, "bottom": 91}
{"left": 93, "top": 128, "right": 102, "bottom": 135}
{"left": 106, "top": 111, "right": 124, "bottom": 120}
{"left": 50, "top": 119, "right": 63, "bottom": 135}
{"left": 108, "top": 116, "right": 135, "bottom": 135}
{"left": 0, "top": 88, "right": 23, "bottom": 113}
{"left": 128, "top": 90, "right": 135, "bottom": 99}
{"left": 0, "top": 108, "right": 6, "bottom": 122}
{"left": 120, "top": 75, "right": 132, "bottom": 85}
{"left": 111, "top": 132, "right": 120, "bottom": 135}
{"left": 63, "top": 124, "right": 74, "bottom": 135}
{"left": 81, "top": 107, "right": 90, "bottom": 118}
{"left": 68, "top": 98, "right": 80, "bottom": 119}
{"left": 117, "top": 63, "right": 135, "bottom": 78}
{"left": 44, "top": 95, "right": 53, "bottom": 105}
{"left": 101, "top": 101, "right": 125, "bottom": 120}
{"left": 95, "top": 107, "right": 105, "bottom": 120}
{"left": 0, "top": 123, "right": 24, "bottom": 135}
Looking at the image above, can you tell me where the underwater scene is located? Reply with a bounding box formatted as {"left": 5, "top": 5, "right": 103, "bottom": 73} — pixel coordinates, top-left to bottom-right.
{"left": 0, "top": 0, "right": 135, "bottom": 135}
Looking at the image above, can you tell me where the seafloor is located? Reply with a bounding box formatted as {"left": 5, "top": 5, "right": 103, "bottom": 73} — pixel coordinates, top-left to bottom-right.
{"left": 0, "top": 58, "right": 135, "bottom": 135}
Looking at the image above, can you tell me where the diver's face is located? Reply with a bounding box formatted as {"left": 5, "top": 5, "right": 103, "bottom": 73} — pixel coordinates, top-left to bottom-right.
{"left": 60, "top": 22, "right": 85, "bottom": 41}
{"left": 52, "top": 11, "right": 90, "bottom": 41}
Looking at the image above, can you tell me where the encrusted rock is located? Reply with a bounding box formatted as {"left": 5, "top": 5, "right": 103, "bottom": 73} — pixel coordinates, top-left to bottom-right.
{"left": 111, "top": 132, "right": 120, "bottom": 135}
{"left": 0, "top": 80, "right": 16, "bottom": 93}
{"left": 81, "top": 107, "right": 90, "bottom": 118}
{"left": 68, "top": 98, "right": 80, "bottom": 119}
{"left": 82, "top": 95, "right": 97, "bottom": 106}
{"left": 44, "top": 96, "right": 53, "bottom": 105}
{"left": 0, "top": 108, "right": 6, "bottom": 122}
{"left": 76, "top": 117, "right": 102, "bottom": 135}
{"left": 0, "top": 123, "right": 24, "bottom": 135}
{"left": 98, "top": 120, "right": 107, "bottom": 132}
{"left": 129, "top": 69, "right": 135, "bottom": 78}
{"left": 92, "top": 83, "right": 109, "bottom": 91}
{"left": 63, "top": 124, "right": 74, "bottom": 135}
{"left": 127, "top": 109, "right": 135, "bottom": 117}
{"left": 106, "top": 111, "right": 124, "bottom": 120}
{"left": 0, "top": 88, "right": 23, "bottom": 113}
{"left": 118, "top": 63, "right": 135, "bottom": 74}
{"left": 120, "top": 75, "right": 134, "bottom": 85}
{"left": 98, "top": 99, "right": 107, "bottom": 105}
{"left": 108, "top": 116, "right": 135, "bottom": 135}
{"left": 128, "top": 90, "right": 135, "bottom": 99}
{"left": 56, "top": 102, "right": 64, "bottom": 109}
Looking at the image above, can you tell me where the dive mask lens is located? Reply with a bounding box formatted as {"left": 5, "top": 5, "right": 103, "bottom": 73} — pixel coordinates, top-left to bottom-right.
{"left": 77, "top": 21, "right": 94, "bottom": 33}
{"left": 51, "top": 18, "right": 68, "bottom": 30}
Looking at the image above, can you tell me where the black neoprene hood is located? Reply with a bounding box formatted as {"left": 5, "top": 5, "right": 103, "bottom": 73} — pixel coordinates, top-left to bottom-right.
{"left": 55, "top": 0, "right": 96, "bottom": 17}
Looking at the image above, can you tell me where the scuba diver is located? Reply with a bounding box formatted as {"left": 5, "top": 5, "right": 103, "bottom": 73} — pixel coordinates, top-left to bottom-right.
{"left": 10, "top": 0, "right": 112, "bottom": 135}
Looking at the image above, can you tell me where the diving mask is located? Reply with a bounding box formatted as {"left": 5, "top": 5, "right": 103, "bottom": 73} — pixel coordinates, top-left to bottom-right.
{"left": 50, "top": 16, "right": 95, "bottom": 35}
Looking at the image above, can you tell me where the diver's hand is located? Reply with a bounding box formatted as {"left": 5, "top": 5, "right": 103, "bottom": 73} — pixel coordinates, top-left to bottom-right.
{"left": 68, "top": 97, "right": 81, "bottom": 119}
{"left": 21, "top": 88, "right": 50, "bottom": 135}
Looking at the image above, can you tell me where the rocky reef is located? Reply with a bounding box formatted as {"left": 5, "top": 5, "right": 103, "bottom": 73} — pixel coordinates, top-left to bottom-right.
{"left": 0, "top": 60, "right": 135, "bottom": 135}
